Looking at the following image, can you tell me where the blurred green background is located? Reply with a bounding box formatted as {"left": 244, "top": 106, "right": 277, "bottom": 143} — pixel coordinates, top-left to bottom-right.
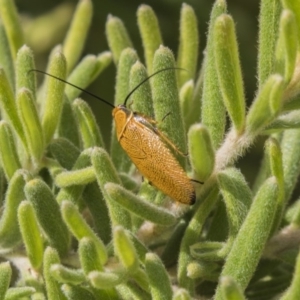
{"left": 15, "top": 0, "right": 262, "bottom": 184}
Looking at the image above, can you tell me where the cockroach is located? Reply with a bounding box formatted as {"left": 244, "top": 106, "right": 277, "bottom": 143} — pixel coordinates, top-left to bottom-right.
{"left": 31, "top": 68, "right": 200, "bottom": 205}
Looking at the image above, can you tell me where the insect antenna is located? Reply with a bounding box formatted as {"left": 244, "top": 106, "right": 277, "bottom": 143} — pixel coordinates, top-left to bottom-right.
{"left": 123, "top": 67, "right": 185, "bottom": 107}
{"left": 28, "top": 69, "right": 115, "bottom": 109}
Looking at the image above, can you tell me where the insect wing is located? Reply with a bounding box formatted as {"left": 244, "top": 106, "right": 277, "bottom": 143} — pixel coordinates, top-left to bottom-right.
{"left": 119, "top": 114, "right": 195, "bottom": 204}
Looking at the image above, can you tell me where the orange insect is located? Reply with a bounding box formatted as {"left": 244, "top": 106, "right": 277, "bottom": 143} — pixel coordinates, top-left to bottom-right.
{"left": 32, "top": 68, "right": 198, "bottom": 205}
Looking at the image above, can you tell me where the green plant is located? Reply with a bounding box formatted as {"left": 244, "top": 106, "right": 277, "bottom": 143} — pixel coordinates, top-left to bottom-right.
{"left": 0, "top": 0, "right": 300, "bottom": 299}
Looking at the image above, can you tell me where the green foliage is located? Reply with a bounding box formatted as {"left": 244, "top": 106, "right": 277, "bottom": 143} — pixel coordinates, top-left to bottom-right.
{"left": 1, "top": 0, "right": 300, "bottom": 299}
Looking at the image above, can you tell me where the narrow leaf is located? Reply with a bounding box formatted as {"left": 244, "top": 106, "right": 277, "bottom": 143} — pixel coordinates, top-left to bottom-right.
{"left": 16, "top": 45, "right": 36, "bottom": 97}
{"left": 214, "top": 14, "right": 246, "bottom": 133}
{"left": 177, "top": 3, "right": 199, "bottom": 87}
{"left": 42, "top": 50, "right": 67, "bottom": 145}
{"left": 113, "top": 226, "right": 139, "bottom": 273}
{"left": 106, "top": 15, "right": 133, "bottom": 64}
{"left": 220, "top": 276, "right": 246, "bottom": 300}
{"left": 188, "top": 124, "right": 215, "bottom": 182}
{"left": 17, "top": 88, "right": 44, "bottom": 162}
{"left": 201, "top": 0, "right": 227, "bottom": 149}
{"left": 18, "top": 201, "right": 44, "bottom": 270}
{"left": 0, "top": 262, "right": 11, "bottom": 299}
{"left": 246, "top": 74, "right": 284, "bottom": 134}
{"left": 105, "top": 182, "right": 176, "bottom": 226}
{"left": 61, "top": 200, "right": 108, "bottom": 265}
{"left": 79, "top": 237, "right": 104, "bottom": 274}
{"left": 146, "top": 253, "right": 172, "bottom": 300}
{"left": 73, "top": 98, "right": 104, "bottom": 148}
{"left": 137, "top": 4, "right": 162, "bottom": 74}
{"left": 43, "top": 247, "right": 65, "bottom": 300}
{"left": 110, "top": 48, "right": 138, "bottom": 172}
{"left": 92, "top": 147, "right": 132, "bottom": 229}
{"left": 63, "top": 0, "right": 93, "bottom": 73}
{"left": 152, "top": 46, "right": 186, "bottom": 167}
{"left": 257, "top": 0, "right": 281, "bottom": 86}
{"left": 25, "top": 179, "right": 70, "bottom": 257}
{"left": 214, "top": 177, "right": 278, "bottom": 297}
{"left": 0, "top": 170, "right": 30, "bottom": 248}
{"left": 0, "top": 68, "right": 27, "bottom": 149}
{"left": 0, "top": 0, "right": 24, "bottom": 60}
{"left": 0, "top": 121, "right": 21, "bottom": 180}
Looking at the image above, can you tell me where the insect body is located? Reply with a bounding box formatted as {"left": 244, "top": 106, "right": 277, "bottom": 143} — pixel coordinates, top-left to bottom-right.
{"left": 113, "top": 105, "right": 195, "bottom": 205}
{"left": 31, "top": 68, "right": 197, "bottom": 205}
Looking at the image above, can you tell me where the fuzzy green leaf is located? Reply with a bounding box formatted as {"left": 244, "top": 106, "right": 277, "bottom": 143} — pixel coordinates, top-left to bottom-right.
{"left": 116, "top": 282, "right": 151, "bottom": 300}
{"left": 214, "top": 177, "right": 278, "bottom": 298}
{"left": 61, "top": 200, "right": 108, "bottom": 265}
{"left": 145, "top": 253, "right": 173, "bottom": 300}
{"left": 16, "top": 45, "right": 36, "bottom": 97}
{"left": 58, "top": 96, "right": 80, "bottom": 147}
{"left": 161, "top": 220, "right": 187, "bottom": 267}
{"left": 281, "top": 0, "right": 300, "bottom": 43}
{"left": 48, "top": 137, "right": 80, "bottom": 170}
{"left": 179, "top": 80, "right": 196, "bottom": 132}
{"left": 18, "top": 201, "right": 44, "bottom": 270}
{"left": 105, "top": 182, "right": 176, "bottom": 226}
{"left": 82, "top": 183, "right": 111, "bottom": 244}
{"left": 65, "top": 52, "right": 112, "bottom": 101}
{"left": 110, "top": 48, "right": 138, "bottom": 172}
{"left": 220, "top": 276, "right": 246, "bottom": 300}
{"left": 178, "top": 186, "right": 219, "bottom": 293}
{"left": 106, "top": 15, "right": 133, "bottom": 64}
{"left": 61, "top": 284, "right": 96, "bottom": 300}
{"left": 0, "top": 121, "right": 21, "bottom": 180}
{"left": 4, "top": 287, "right": 36, "bottom": 300}
{"left": 17, "top": 88, "right": 44, "bottom": 162}
{"left": 263, "top": 110, "right": 300, "bottom": 133}
{"left": 0, "top": 262, "right": 11, "bottom": 299}
{"left": 78, "top": 237, "right": 104, "bottom": 274}
{"left": 0, "top": 0, "right": 24, "bottom": 60}
{"left": 246, "top": 74, "right": 284, "bottom": 134}
{"left": 190, "top": 241, "right": 225, "bottom": 261}
{"left": 266, "top": 138, "right": 285, "bottom": 233}
{"left": 217, "top": 168, "right": 252, "bottom": 242}
{"left": 214, "top": 14, "right": 246, "bottom": 133}
{"left": 275, "top": 10, "right": 298, "bottom": 83}
{"left": 187, "top": 260, "right": 219, "bottom": 281}
{"left": 188, "top": 124, "right": 215, "bottom": 181}
{"left": 56, "top": 148, "right": 92, "bottom": 204}
{"left": 152, "top": 46, "right": 186, "bottom": 167}
{"left": 0, "top": 20, "right": 14, "bottom": 87}
{"left": 50, "top": 264, "right": 85, "bottom": 285}
{"left": 88, "top": 269, "right": 126, "bottom": 289}
{"left": 257, "top": 0, "right": 281, "bottom": 86}
{"left": 280, "top": 248, "right": 300, "bottom": 300}
{"left": 130, "top": 61, "right": 154, "bottom": 117}
{"left": 42, "top": 50, "right": 67, "bottom": 145}
{"left": 92, "top": 147, "right": 132, "bottom": 229}
{"left": 137, "top": 4, "right": 162, "bottom": 74}
{"left": 113, "top": 226, "right": 139, "bottom": 273}
{"left": 281, "top": 129, "right": 300, "bottom": 201}
{"left": 55, "top": 166, "right": 95, "bottom": 187}
{"left": 63, "top": 0, "right": 93, "bottom": 73}
{"left": 73, "top": 98, "right": 104, "bottom": 148}
{"left": 0, "top": 170, "right": 31, "bottom": 248}
{"left": 114, "top": 48, "right": 139, "bottom": 106}
{"left": 0, "top": 68, "right": 27, "bottom": 149}
{"left": 201, "top": 0, "right": 227, "bottom": 149}
{"left": 43, "top": 247, "right": 65, "bottom": 300}
{"left": 177, "top": 3, "right": 199, "bottom": 88}
{"left": 25, "top": 179, "right": 70, "bottom": 257}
